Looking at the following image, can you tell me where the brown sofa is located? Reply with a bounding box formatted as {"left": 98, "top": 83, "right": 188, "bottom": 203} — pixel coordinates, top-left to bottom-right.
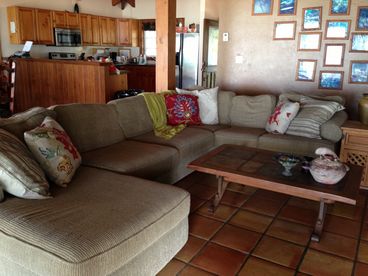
{"left": 0, "top": 91, "right": 347, "bottom": 275}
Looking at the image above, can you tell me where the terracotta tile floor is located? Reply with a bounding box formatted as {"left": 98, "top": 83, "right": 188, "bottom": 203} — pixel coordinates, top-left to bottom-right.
{"left": 158, "top": 172, "right": 368, "bottom": 276}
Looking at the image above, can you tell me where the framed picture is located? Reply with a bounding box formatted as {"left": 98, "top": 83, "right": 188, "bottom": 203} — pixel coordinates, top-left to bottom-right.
{"left": 298, "top": 32, "right": 322, "bottom": 51}
{"left": 296, "top": 59, "right": 317, "bottom": 82}
{"left": 329, "top": 0, "right": 351, "bottom": 15}
{"left": 324, "top": 44, "right": 345, "bottom": 67}
{"left": 349, "top": 61, "right": 368, "bottom": 84}
{"left": 325, "top": 20, "right": 351, "bottom": 40}
{"left": 357, "top": 7, "right": 368, "bottom": 31}
{"left": 319, "top": 71, "right": 344, "bottom": 90}
{"left": 302, "top": 7, "right": 322, "bottom": 31}
{"left": 278, "top": 0, "right": 297, "bottom": 16}
{"left": 350, "top": 33, "right": 368, "bottom": 52}
{"left": 273, "top": 21, "right": 296, "bottom": 40}
{"left": 252, "top": 0, "right": 274, "bottom": 15}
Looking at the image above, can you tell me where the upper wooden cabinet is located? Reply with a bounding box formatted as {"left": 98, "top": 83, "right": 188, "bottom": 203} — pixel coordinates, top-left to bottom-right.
{"left": 80, "top": 14, "right": 100, "bottom": 45}
{"left": 100, "top": 17, "right": 116, "bottom": 45}
{"left": 53, "top": 11, "right": 79, "bottom": 28}
{"left": 117, "top": 19, "right": 131, "bottom": 46}
{"left": 7, "top": 6, "right": 37, "bottom": 44}
{"left": 35, "top": 9, "right": 54, "bottom": 45}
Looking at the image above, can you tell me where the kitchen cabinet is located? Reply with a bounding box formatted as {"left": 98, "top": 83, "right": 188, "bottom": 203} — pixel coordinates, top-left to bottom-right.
{"left": 53, "top": 11, "right": 67, "bottom": 27}
{"left": 100, "top": 17, "right": 117, "bottom": 45}
{"left": 90, "top": 15, "right": 100, "bottom": 45}
{"left": 117, "top": 65, "right": 156, "bottom": 92}
{"left": 131, "top": 19, "right": 140, "bottom": 47}
{"left": 7, "top": 6, "right": 37, "bottom": 44}
{"left": 80, "top": 14, "right": 100, "bottom": 45}
{"left": 35, "top": 9, "right": 54, "bottom": 45}
{"left": 66, "top": 12, "right": 80, "bottom": 28}
{"left": 117, "top": 19, "right": 131, "bottom": 46}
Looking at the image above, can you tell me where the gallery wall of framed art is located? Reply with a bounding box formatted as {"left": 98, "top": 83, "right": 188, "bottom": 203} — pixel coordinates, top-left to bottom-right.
{"left": 216, "top": 0, "right": 368, "bottom": 119}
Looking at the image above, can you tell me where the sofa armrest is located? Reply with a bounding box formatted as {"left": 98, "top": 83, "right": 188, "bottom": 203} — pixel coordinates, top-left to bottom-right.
{"left": 320, "top": 111, "right": 348, "bottom": 142}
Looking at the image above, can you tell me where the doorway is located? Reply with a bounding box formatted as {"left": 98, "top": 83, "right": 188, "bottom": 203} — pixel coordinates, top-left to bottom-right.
{"left": 202, "top": 19, "right": 219, "bottom": 88}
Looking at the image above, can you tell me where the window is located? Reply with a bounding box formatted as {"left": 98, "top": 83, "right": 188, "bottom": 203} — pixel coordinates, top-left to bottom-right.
{"left": 144, "top": 31, "right": 156, "bottom": 57}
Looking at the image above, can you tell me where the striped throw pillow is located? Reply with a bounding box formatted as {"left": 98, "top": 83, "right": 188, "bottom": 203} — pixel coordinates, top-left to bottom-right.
{"left": 286, "top": 96, "right": 345, "bottom": 139}
{"left": 0, "top": 129, "right": 50, "bottom": 199}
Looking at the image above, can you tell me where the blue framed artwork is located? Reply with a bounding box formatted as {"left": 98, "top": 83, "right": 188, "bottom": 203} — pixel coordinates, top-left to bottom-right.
{"left": 357, "top": 7, "right": 368, "bottom": 31}
{"left": 330, "top": 0, "right": 350, "bottom": 15}
{"left": 351, "top": 33, "right": 368, "bottom": 52}
{"left": 279, "top": 0, "right": 297, "bottom": 16}
{"left": 349, "top": 61, "right": 368, "bottom": 84}
{"left": 302, "top": 7, "right": 322, "bottom": 30}
{"left": 325, "top": 20, "right": 350, "bottom": 40}
{"left": 252, "top": 0, "right": 274, "bottom": 15}
{"left": 296, "top": 59, "right": 317, "bottom": 82}
{"left": 319, "top": 71, "right": 344, "bottom": 90}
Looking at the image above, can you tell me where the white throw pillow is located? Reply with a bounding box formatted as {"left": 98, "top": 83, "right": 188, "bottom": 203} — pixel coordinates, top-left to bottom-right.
{"left": 176, "top": 87, "right": 219, "bottom": 125}
{"left": 266, "top": 100, "right": 300, "bottom": 134}
{"left": 24, "top": 117, "right": 81, "bottom": 187}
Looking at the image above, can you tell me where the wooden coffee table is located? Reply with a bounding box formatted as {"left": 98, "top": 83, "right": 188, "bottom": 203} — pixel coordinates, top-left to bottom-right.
{"left": 188, "top": 145, "right": 362, "bottom": 242}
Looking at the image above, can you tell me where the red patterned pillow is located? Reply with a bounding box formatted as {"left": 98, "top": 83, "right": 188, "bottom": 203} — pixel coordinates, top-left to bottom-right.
{"left": 165, "top": 94, "right": 201, "bottom": 125}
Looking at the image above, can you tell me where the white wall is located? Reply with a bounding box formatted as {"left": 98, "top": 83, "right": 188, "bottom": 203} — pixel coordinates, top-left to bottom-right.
{"left": 0, "top": 0, "right": 201, "bottom": 58}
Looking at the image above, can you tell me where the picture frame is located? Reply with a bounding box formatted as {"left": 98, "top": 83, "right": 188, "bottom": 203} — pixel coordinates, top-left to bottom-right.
{"left": 298, "top": 32, "right": 322, "bottom": 51}
{"left": 319, "top": 71, "right": 344, "bottom": 90}
{"left": 323, "top": 44, "right": 345, "bottom": 67}
{"left": 252, "top": 0, "right": 274, "bottom": 15}
{"left": 349, "top": 61, "right": 368, "bottom": 84}
{"left": 296, "top": 59, "right": 317, "bottom": 82}
{"left": 278, "top": 0, "right": 297, "bottom": 16}
{"left": 350, "top": 33, "right": 368, "bottom": 52}
{"left": 329, "top": 0, "right": 351, "bottom": 16}
{"left": 325, "top": 20, "right": 351, "bottom": 40}
{"left": 273, "top": 21, "right": 296, "bottom": 40}
{"left": 357, "top": 7, "right": 368, "bottom": 31}
{"left": 302, "top": 7, "right": 322, "bottom": 31}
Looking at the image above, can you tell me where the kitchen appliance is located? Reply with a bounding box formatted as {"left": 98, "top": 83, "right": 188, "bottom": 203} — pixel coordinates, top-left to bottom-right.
{"left": 54, "top": 28, "right": 82, "bottom": 47}
{"left": 49, "top": 52, "right": 77, "bottom": 60}
{"left": 176, "top": 33, "right": 200, "bottom": 89}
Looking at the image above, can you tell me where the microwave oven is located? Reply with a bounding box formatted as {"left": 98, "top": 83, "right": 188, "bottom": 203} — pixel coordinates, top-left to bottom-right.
{"left": 54, "top": 28, "right": 82, "bottom": 47}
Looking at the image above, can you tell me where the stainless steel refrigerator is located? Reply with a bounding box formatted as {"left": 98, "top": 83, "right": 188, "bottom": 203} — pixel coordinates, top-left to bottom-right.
{"left": 176, "top": 33, "right": 200, "bottom": 89}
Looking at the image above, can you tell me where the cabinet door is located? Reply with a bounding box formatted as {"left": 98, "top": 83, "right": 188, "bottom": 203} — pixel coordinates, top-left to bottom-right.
{"left": 80, "top": 14, "right": 91, "bottom": 44}
{"left": 18, "top": 7, "right": 37, "bottom": 43}
{"left": 108, "top": 18, "right": 117, "bottom": 45}
{"left": 117, "top": 19, "right": 131, "bottom": 46}
{"left": 99, "top": 17, "right": 109, "bottom": 45}
{"left": 53, "top": 11, "right": 66, "bottom": 27}
{"left": 130, "top": 19, "right": 139, "bottom": 47}
{"left": 90, "top": 15, "right": 100, "bottom": 45}
{"left": 36, "top": 9, "right": 54, "bottom": 45}
{"left": 66, "top": 12, "right": 79, "bottom": 28}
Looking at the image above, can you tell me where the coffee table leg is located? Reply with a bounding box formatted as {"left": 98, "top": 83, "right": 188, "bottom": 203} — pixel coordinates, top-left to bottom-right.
{"left": 311, "top": 200, "right": 328, "bottom": 242}
{"left": 209, "top": 176, "right": 228, "bottom": 213}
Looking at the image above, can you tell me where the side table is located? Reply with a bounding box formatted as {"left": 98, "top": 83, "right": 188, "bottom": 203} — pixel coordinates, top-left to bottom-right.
{"left": 340, "top": 120, "right": 368, "bottom": 189}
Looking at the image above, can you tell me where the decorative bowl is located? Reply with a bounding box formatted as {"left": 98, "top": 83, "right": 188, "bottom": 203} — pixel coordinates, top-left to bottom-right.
{"left": 275, "top": 153, "right": 301, "bottom": 176}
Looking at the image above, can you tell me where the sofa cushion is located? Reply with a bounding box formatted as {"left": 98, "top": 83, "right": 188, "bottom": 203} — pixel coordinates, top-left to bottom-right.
{"left": 0, "top": 129, "right": 50, "bottom": 199}
{"left": 280, "top": 92, "right": 346, "bottom": 105}
{"left": 230, "top": 95, "right": 277, "bottom": 129}
{"left": 215, "top": 126, "right": 266, "bottom": 147}
{"left": 320, "top": 110, "right": 348, "bottom": 142}
{"left": 258, "top": 133, "right": 335, "bottom": 157}
{"left": 82, "top": 140, "right": 178, "bottom": 179}
{"left": 132, "top": 127, "right": 214, "bottom": 164}
{"left": 0, "top": 166, "right": 190, "bottom": 276}
{"left": 286, "top": 96, "right": 345, "bottom": 139}
{"left": 0, "top": 107, "right": 56, "bottom": 141}
{"left": 189, "top": 124, "right": 230, "bottom": 133}
{"left": 52, "top": 104, "right": 125, "bottom": 153}
{"left": 24, "top": 117, "right": 81, "bottom": 187}
{"left": 218, "top": 91, "right": 236, "bottom": 125}
{"left": 108, "top": 96, "right": 153, "bottom": 138}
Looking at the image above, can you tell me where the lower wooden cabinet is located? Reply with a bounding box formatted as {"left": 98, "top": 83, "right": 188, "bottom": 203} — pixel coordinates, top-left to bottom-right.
{"left": 118, "top": 65, "right": 156, "bottom": 92}
{"left": 340, "top": 121, "right": 368, "bottom": 189}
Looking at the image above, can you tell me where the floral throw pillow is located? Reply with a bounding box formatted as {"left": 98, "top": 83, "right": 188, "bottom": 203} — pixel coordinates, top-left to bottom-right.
{"left": 165, "top": 94, "right": 201, "bottom": 125}
{"left": 266, "top": 100, "right": 300, "bottom": 134}
{"left": 24, "top": 116, "right": 81, "bottom": 187}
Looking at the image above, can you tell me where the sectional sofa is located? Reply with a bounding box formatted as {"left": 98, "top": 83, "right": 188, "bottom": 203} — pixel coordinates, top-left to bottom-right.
{"left": 0, "top": 91, "right": 347, "bottom": 275}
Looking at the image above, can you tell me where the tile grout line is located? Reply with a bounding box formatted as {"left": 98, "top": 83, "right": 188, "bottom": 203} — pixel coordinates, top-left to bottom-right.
{"left": 234, "top": 193, "right": 292, "bottom": 275}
